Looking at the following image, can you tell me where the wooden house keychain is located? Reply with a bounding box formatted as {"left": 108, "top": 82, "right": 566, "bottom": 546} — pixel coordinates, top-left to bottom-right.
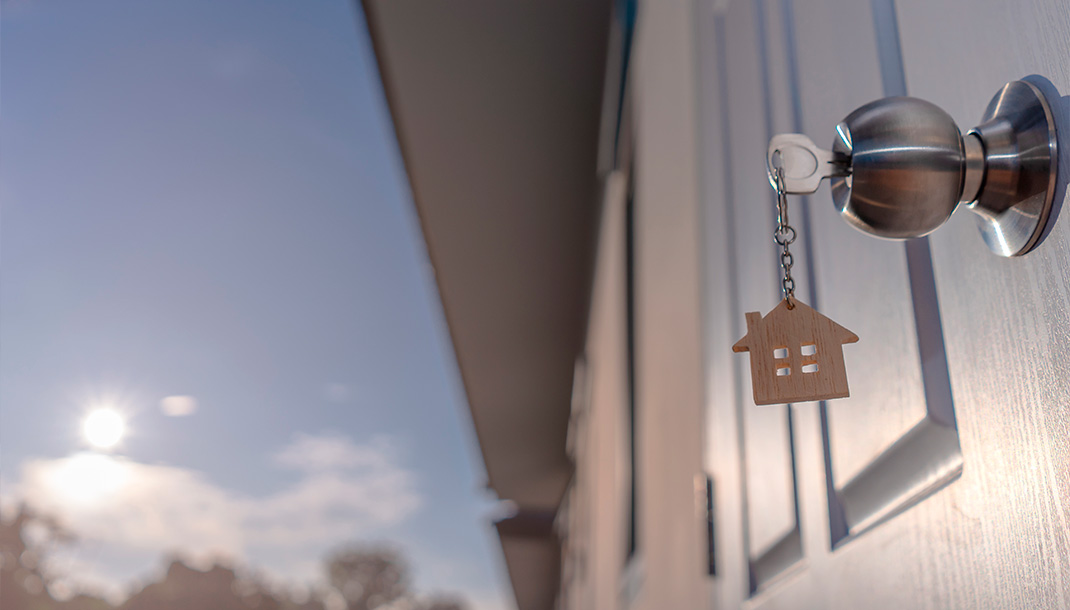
{"left": 733, "top": 154, "right": 858, "bottom": 406}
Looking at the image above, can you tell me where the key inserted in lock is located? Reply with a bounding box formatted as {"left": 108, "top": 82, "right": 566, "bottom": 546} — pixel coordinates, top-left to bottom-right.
{"left": 767, "top": 133, "right": 850, "bottom": 195}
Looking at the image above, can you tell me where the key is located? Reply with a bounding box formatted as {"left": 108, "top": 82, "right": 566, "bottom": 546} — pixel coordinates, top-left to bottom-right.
{"left": 767, "top": 132, "right": 850, "bottom": 194}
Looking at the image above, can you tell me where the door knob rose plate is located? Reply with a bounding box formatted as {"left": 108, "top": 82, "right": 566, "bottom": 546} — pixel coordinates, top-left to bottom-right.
{"left": 767, "top": 79, "right": 1059, "bottom": 257}
{"left": 968, "top": 80, "right": 1058, "bottom": 257}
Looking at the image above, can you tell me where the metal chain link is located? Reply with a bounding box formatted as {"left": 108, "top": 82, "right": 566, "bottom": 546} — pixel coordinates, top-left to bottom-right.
{"left": 772, "top": 160, "right": 797, "bottom": 309}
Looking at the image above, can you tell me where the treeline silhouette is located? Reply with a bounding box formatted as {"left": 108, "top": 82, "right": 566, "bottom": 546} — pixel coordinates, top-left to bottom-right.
{"left": 1, "top": 505, "right": 467, "bottom": 610}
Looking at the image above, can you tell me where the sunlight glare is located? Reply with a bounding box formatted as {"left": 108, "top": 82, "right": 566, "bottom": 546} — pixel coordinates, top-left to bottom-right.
{"left": 83, "top": 408, "right": 125, "bottom": 449}
{"left": 46, "top": 453, "right": 129, "bottom": 506}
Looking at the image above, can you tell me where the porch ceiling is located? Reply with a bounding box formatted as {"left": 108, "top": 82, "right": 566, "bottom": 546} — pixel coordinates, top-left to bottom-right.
{"left": 361, "top": 0, "right": 612, "bottom": 509}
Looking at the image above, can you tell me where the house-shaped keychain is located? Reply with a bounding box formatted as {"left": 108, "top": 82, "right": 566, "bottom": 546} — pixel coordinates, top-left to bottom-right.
{"left": 733, "top": 299, "right": 858, "bottom": 406}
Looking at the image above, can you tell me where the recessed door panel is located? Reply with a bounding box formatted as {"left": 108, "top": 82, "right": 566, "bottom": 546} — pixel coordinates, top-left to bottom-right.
{"left": 722, "top": 0, "right": 802, "bottom": 580}
{"left": 787, "top": 0, "right": 961, "bottom": 539}
{"left": 695, "top": 1, "right": 754, "bottom": 605}
{"left": 791, "top": 0, "right": 927, "bottom": 488}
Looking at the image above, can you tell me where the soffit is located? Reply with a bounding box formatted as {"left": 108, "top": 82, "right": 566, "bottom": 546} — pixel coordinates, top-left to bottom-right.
{"left": 362, "top": 0, "right": 612, "bottom": 507}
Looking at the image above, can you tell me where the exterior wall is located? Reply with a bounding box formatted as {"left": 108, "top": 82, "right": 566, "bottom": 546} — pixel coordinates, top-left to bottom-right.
{"left": 629, "top": 1, "right": 712, "bottom": 608}
{"left": 562, "top": 2, "right": 711, "bottom": 608}
{"left": 560, "top": 173, "right": 631, "bottom": 610}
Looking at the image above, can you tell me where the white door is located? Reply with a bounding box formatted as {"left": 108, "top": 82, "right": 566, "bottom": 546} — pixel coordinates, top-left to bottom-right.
{"left": 697, "top": 0, "right": 1070, "bottom": 607}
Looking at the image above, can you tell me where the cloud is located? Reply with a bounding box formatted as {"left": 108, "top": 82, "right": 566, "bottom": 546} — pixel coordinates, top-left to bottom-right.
{"left": 17, "top": 454, "right": 244, "bottom": 555}
{"left": 274, "top": 432, "right": 395, "bottom": 472}
{"left": 159, "top": 395, "right": 198, "bottom": 417}
{"left": 3, "top": 432, "right": 422, "bottom": 598}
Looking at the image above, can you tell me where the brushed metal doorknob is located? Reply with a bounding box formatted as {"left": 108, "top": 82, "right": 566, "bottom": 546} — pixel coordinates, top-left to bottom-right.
{"left": 768, "top": 80, "right": 1059, "bottom": 257}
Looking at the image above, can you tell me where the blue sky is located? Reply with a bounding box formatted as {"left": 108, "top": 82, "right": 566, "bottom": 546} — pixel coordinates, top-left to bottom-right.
{"left": 0, "top": 1, "right": 511, "bottom": 607}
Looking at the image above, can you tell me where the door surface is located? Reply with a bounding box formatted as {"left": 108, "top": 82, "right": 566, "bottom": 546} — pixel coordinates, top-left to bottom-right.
{"left": 697, "top": 0, "right": 1070, "bottom": 608}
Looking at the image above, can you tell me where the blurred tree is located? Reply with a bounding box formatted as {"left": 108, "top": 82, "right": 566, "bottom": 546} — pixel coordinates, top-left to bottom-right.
{"left": 119, "top": 558, "right": 326, "bottom": 610}
{"left": 1, "top": 504, "right": 111, "bottom": 610}
{"left": 3, "top": 505, "right": 469, "bottom": 610}
{"left": 325, "top": 546, "right": 408, "bottom": 610}
{"left": 60, "top": 594, "right": 114, "bottom": 610}
{"left": 120, "top": 559, "right": 257, "bottom": 610}
{"left": 418, "top": 597, "right": 467, "bottom": 610}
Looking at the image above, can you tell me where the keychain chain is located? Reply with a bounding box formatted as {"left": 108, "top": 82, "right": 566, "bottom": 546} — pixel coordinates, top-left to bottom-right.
{"left": 772, "top": 158, "right": 797, "bottom": 308}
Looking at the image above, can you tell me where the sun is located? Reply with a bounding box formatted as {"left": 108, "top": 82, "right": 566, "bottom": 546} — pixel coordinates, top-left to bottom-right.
{"left": 83, "top": 408, "right": 125, "bottom": 449}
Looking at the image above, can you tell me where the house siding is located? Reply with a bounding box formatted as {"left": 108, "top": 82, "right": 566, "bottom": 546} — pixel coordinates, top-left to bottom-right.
{"left": 561, "top": 1, "right": 712, "bottom": 608}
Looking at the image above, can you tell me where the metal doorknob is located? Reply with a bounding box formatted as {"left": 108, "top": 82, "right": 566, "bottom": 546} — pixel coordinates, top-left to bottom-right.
{"left": 768, "top": 80, "right": 1059, "bottom": 256}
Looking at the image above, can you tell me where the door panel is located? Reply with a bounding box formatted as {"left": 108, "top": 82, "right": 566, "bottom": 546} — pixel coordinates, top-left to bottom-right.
{"left": 893, "top": 0, "right": 1070, "bottom": 602}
